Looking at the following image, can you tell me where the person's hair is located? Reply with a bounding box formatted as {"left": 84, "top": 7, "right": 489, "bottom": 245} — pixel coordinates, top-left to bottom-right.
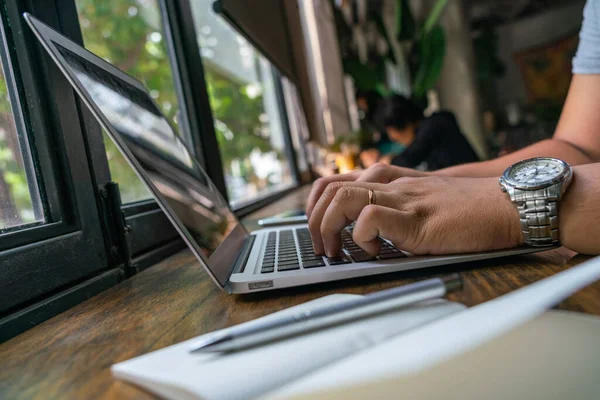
{"left": 355, "top": 89, "right": 383, "bottom": 121}
{"left": 375, "top": 94, "right": 424, "bottom": 130}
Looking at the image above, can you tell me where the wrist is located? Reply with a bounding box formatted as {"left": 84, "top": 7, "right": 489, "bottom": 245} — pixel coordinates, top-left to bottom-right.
{"left": 497, "top": 186, "right": 526, "bottom": 247}
{"left": 482, "top": 177, "right": 525, "bottom": 248}
{"left": 557, "top": 165, "right": 578, "bottom": 251}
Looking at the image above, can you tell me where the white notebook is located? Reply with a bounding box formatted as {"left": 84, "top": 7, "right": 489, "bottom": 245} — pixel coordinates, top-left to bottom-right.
{"left": 112, "top": 296, "right": 465, "bottom": 400}
{"left": 113, "top": 255, "right": 600, "bottom": 400}
{"left": 268, "top": 310, "right": 600, "bottom": 400}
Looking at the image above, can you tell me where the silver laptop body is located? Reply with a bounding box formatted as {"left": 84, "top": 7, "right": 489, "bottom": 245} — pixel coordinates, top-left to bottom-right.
{"left": 25, "top": 13, "right": 541, "bottom": 294}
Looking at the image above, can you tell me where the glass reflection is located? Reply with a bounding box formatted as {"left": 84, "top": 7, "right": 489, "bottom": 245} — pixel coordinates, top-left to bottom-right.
{"left": 55, "top": 45, "right": 242, "bottom": 284}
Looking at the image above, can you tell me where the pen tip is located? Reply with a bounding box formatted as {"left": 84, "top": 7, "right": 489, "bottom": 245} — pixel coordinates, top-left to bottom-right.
{"left": 189, "top": 332, "right": 231, "bottom": 353}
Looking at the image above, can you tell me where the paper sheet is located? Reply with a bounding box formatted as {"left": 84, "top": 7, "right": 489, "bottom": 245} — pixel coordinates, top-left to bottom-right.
{"left": 271, "top": 310, "right": 600, "bottom": 399}
{"left": 265, "top": 255, "right": 600, "bottom": 399}
{"left": 112, "top": 294, "right": 465, "bottom": 400}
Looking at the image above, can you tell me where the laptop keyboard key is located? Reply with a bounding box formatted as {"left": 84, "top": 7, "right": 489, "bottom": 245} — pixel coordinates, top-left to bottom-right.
{"left": 301, "top": 256, "right": 322, "bottom": 262}
{"left": 378, "top": 252, "right": 407, "bottom": 260}
{"left": 379, "top": 249, "right": 401, "bottom": 256}
{"left": 327, "top": 255, "right": 351, "bottom": 265}
{"left": 278, "top": 250, "right": 298, "bottom": 256}
{"left": 350, "top": 252, "right": 376, "bottom": 262}
{"left": 278, "top": 264, "right": 300, "bottom": 271}
{"left": 278, "top": 258, "right": 299, "bottom": 265}
{"left": 303, "top": 259, "right": 326, "bottom": 268}
{"left": 278, "top": 258, "right": 299, "bottom": 264}
{"left": 261, "top": 267, "right": 274, "bottom": 273}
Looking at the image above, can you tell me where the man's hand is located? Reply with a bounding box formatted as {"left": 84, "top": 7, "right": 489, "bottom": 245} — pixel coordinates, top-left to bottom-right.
{"left": 308, "top": 176, "right": 524, "bottom": 257}
{"left": 306, "top": 163, "right": 428, "bottom": 219}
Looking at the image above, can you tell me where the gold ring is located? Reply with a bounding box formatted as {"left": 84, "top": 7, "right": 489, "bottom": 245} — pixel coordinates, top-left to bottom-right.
{"left": 368, "top": 189, "right": 376, "bottom": 205}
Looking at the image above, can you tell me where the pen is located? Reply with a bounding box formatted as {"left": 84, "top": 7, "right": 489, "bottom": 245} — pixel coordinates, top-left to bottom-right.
{"left": 189, "top": 273, "right": 463, "bottom": 354}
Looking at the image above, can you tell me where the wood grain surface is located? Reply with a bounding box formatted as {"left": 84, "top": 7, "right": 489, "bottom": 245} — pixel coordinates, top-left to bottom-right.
{"left": 0, "top": 185, "right": 597, "bottom": 399}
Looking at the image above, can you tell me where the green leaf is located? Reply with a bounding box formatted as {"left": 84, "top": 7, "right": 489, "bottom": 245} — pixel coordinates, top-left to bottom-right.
{"left": 370, "top": 13, "right": 397, "bottom": 64}
{"left": 396, "top": 0, "right": 415, "bottom": 41}
{"left": 474, "top": 27, "right": 506, "bottom": 82}
{"left": 422, "top": 0, "right": 448, "bottom": 36}
{"left": 375, "top": 82, "right": 389, "bottom": 97}
{"left": 343, "top": 57, "right": 387, "bottom": 92}
{"left": 412, "top": 26, "right": 445, "bottom": 98}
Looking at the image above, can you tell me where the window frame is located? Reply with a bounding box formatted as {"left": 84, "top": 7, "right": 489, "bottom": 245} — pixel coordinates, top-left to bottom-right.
{"left": 161, "top": 0, "right": 229, "bottom": 201}
{"left": 178, "top": 0, "right": 303, "bottom": 216}
{"left": 63, "top": 0, "right": 195, "bottom": 270}
{"left": 0, "top": 0, "right": 115, "bottom": 316}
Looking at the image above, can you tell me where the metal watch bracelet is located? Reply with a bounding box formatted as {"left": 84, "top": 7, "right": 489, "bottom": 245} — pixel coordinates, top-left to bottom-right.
{"left": 514, "top": 189, "right": 559, "bottom": 246}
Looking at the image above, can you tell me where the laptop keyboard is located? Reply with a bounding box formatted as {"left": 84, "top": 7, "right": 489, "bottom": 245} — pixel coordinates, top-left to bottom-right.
{"left": 260, "top": 227, "right": 406, "bottom": 274}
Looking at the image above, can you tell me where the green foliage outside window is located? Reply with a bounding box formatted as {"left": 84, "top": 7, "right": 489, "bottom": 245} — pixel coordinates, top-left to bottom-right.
{"left": 76, "top": 0, "right": 180, "bottom": 203}
{"left": 0, "top": 63, "right": 37, "bottom": 229}
{"left": 204, "top": 67, "right": 272, "bottom": 177}
{"left": 77, "top": 0, "right": 282, "bottom": 203}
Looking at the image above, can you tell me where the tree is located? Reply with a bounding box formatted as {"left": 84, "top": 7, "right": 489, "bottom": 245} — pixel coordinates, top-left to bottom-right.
{"left": 76, "top": 0, "right": 278, "bottom": 202}
{"left": 76, "top": 0, "right": 179, "bottom": 202}
{"left": 203, "top": 66, "right": 272, "bottom": 174}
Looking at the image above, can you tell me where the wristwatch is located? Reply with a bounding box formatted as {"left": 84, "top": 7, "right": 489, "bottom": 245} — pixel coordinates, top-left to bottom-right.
{"left": 499, "top": 157, "right": 573, "bottom": 247}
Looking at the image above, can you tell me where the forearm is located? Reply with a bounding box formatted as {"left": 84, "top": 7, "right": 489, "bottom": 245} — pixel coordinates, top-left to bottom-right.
{"left": 559, "top": 163, "right": 600, "bottom": 254}
{"left": 433, "top": 139, "right": 595, "bottom": 178}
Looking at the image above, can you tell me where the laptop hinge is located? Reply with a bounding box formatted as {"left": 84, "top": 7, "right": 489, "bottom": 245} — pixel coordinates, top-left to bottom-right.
{"left": 98, "top": 182, "right": 134, "bottom": 275}
{"left": 231, "top": 235, "right": 256, "bottom": 275}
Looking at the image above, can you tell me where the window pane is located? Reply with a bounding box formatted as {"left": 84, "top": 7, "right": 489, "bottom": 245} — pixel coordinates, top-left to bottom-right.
{"left": 281, "top": 78, "right": 310, "bottom": 174}
{"left": 0, "top": 45, "right": 43, "bottom": 230}
{"left": 75, "top": 0, "right": 181, "bottom": 203}
{"left": 190, "top": 1, "right": 295, "bottom": 207}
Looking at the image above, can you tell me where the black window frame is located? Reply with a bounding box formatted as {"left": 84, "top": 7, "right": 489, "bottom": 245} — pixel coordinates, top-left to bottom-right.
{"left": 0, "top": 0, "right": 120, "bottom": 340}
{"left": 61, "top": 0, "right": 197, "bottom": 272}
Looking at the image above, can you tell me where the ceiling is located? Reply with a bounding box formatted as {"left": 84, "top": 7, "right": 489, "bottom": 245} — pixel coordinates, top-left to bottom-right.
{"left": 467, "top": 0, "right": 582, "bottom": 28}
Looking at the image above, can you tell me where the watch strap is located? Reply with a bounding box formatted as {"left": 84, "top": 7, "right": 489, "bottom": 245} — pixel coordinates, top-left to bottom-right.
{"left": 515, "top": 189, "right": 559, "bottom": 246}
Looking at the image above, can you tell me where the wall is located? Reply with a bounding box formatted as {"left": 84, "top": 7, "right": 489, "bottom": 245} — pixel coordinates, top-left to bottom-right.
{"left": 493, "top": 0, "right": 586, "bottom": 110}
{"left": 436, "top": 0, "right": 488, "bottom": 160}
{"left": 298, "top": 0, "right": 352, "bottom": 146}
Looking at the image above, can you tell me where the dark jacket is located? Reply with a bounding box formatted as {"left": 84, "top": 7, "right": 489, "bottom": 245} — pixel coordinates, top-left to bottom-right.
{"left": 391, "top": 111, "right": 479, "bottom": 170}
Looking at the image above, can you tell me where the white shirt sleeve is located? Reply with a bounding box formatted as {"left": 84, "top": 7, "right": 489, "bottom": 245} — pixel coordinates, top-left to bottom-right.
{"left": 573, "top": 0, "right": 600, "bottom": 74}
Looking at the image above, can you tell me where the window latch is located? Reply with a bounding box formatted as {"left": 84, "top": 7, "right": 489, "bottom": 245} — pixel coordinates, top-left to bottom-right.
{"left": 98, "top": 182, "right": 134, "bottom": 274}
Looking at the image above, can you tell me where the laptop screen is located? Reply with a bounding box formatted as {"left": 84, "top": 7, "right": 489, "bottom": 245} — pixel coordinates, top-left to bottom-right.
{"left": 42, "top": 34, "right": 246, "bottom": 287}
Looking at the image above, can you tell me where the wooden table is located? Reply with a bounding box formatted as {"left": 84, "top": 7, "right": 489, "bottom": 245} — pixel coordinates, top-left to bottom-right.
{"left": 1, "top": 185, "right": 598, "bottom": 399}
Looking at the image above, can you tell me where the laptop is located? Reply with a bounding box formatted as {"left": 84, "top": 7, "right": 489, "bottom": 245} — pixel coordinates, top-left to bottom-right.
{"left": 25, "top": 13, "right": 541, "bottom": 293}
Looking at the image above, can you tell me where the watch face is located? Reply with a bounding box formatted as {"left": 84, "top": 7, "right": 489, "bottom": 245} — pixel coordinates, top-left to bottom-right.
{"left": 504, "top": 158, "right": 570, "bottom": 189}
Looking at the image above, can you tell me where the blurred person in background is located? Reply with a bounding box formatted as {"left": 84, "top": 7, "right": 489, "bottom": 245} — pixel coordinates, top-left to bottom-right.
{"left": 360, "top": 94, "right": 479, "bottom": 170}
{"left": 355, "top": 90, "right": 404, "bottom": 159}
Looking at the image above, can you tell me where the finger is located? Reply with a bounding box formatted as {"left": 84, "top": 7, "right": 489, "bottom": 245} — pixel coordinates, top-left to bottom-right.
{"left": 306, "top": 172, "right": 361, "bottom": 218}
{"left": 352, "top": 205, "right": 418, "bottom": 256}
{"left": 356, "top": 163, "right": 393, "bottom": 183}
{"left": 308, "top": 181, "right": 391, "bottom": 255}
{"left": 357, "top": 164, "right": 428, "bottom": 183}
{"left": 320, "top": 187, "right": 398, "bottom": 257}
